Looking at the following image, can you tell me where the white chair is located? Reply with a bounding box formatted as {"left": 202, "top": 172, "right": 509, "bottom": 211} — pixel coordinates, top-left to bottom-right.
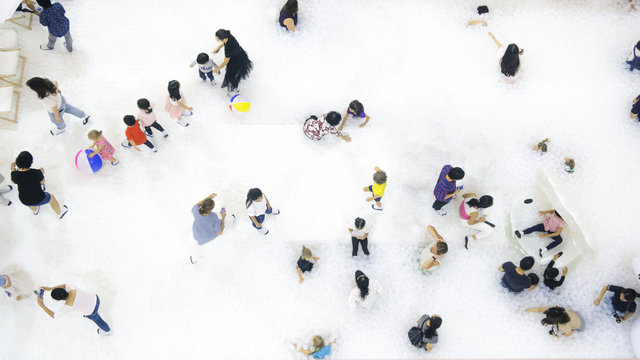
{"left": 0, "top": 85, "right": 20, "bottom": 123}
{"left": 0, "top": 29, "right": 25, "bottom": 88}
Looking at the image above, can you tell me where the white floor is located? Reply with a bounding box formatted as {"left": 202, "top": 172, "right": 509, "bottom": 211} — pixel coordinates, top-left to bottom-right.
{"left": 1, "top": 0, "right": 639, "bottom": 358}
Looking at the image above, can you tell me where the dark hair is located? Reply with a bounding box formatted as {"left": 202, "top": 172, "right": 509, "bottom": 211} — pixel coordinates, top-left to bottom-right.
{"left": 435, "top": 242, "right": 448, "bottom": 255}
{"left": 168, "top": 80, "right": 181, "bottom": 101}
{"left": 197, "top": 53, "right": 209, "bottom": 65}
{"left": 477, "top": 5, "right": 489, "bottom": 14}
{"left": 15, "top": 151, "right": 33, "bottom": 169}
{"left": 51, "top": 287, "right": 69, "bottom": 300}
{"left": 349, "top": 100, "right": 364, "bottom": 116}
{"left": 544, "top": 267, "right": 559, "bottom": 279}
{"left": 500, "top": 44, "right": 521, "bottom": 77}
{"left": 554, "top": 210, "right": 563, "bottom": 219}
{"left": 448, "top": 167, "right": 465, "bottom": 180}
{"left": 528, "top": 273, "right": 539, "bottom": 286}
{"left": 215, "top": 29, "right": 231, "bottom": 40}
{"left": 26, "top": 77, "right": 57, "bottom": 99}
{"left": 636, "top": 41, "right": 640, "bottom": 50}
{"left": 123, "top": 115, "right": 136, "bottom": 127}
{"left": 137, "top": 98, "right": 152, "bottom": 113}
{"left": 325, "top": 111, "right": 342, "bottom": 126}
{"left": 622, "top": 288, "right": 638, "bottom": 302}
{"left": 36, "top": 0, "right": 52, "bottom": 8}
{"left": 355, "top": 217, "right": 366, "bottom": 229}
{"left": 282, "top": 0, "right": 298, "bottom": 17}
{"left": 541, "top": 307, "right": 570, "bottom": 326}
{"left": 467, "top": 195, "right": 493, "bottom": 209}
{"left": 355, "top": 270, "right": 369, "bottom": 300}
{"left": 200, "top": 199, "right": 215, "bottom": 215}
{"left": 246, "top": 188, "right": 263, "bottom": 208}
{"left": 424, "top": 316, "right": 442, "bottom": 339}
{"left": 520, "top": 256, "right": 535, "bottom": 271}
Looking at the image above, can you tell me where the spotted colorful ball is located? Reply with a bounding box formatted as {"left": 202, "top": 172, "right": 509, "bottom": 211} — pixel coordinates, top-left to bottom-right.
{"left": 75, "top": 149, "right": 102, "bottom": 174}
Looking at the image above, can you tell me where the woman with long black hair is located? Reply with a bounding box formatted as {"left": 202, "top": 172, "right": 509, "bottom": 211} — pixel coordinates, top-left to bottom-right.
{"left": 526, "top": 306, "right": 584, "bottom": 337}
{"left": 488, "top": 32, "right": 523, "bottom": 82}
{"left": 347, "top": 270, "right": 382, "bottom": 311}
{"left": 212, "top": 29, "right": 253, "bottom": 95}
{"left": 459, "top": 193, "right": 494, "bottom": 249}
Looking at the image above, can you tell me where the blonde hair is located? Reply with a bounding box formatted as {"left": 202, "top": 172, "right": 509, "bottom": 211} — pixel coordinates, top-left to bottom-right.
{"left": 301, "top": 246, "right": 312, "bottom": 260}
{"left": 373, "top": 170, "right": 387, "bottom": 184}
{"left": 88, "top": 130, "right": 102, "bottom": 140}
{"left": 312, "top": 335, "right": 324, "bottom": 350}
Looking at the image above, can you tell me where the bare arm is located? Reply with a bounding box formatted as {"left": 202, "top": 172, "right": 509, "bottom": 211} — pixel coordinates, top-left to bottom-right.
{"left": 177, "top": 100, "right": 193, "bottom": 111}
{"left": 338, "top": 111, "right": 349, "bottom": 130}
{"left": 359, "top": 114, "right": 371, "bottom": 127}
{"left": 296, "top": 268, "right": 304, "bottom": 283}
{"left": 525, "top": 307, "right": 548, "bottom": 313}
{"left": 283, "top": 18, "right": 295, "bottom": 32}
{"left": 250, "top": 215, "right": 261, "bottom": 227}
{"left": 468, "top": 211, "right": 486, "bottom": 225}
{"left": 444, "top": 189, "right": 460, "bottom": 200}
{"left": 197, "top": 193, "right": 217, "bottom": 206}
{"left": 462, "top": 193, "right": 476, "bottom": 199}
{"left": 214, "top": 58, "right": 230, "bottom": 74}
{"left": 218, "top": 212, "right": 226, "bottom": 235}
{"left": 468, "top": 19, "right": 487, "bottom": 27}
{"left": 594, "top": 285, "right": 609, "bottom": 305}
{"left": 37, "top": 297, "right": 55, "bottom": 319}
{"left": 540, "top": 227, "right": 563, "bottom": 238}
{"left": 52, "top": 105, "right": 62, "bottom": 122}
{"left": 488, "top": 32, "right": 502, "bottom": 48}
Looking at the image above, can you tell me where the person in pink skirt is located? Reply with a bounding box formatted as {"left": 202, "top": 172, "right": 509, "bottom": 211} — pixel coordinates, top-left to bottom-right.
{"left": 137, "top": 98, "right": 168, "bottom": 138}
{"left": 165, "top": 80, "right": 192, "bottom": 127}
{"left": 87, "top": 130, "right": 118, "bottom": 165}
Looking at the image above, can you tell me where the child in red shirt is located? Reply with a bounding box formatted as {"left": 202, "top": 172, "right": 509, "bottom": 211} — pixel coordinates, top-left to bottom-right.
{"left": 121, "top": 115, "right": 156, "bottom": 152}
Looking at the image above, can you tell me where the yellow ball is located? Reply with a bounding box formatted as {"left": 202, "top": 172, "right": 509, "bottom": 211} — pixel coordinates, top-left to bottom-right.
{"left": 229, "top": 94, "right": 251, "bottom": 113}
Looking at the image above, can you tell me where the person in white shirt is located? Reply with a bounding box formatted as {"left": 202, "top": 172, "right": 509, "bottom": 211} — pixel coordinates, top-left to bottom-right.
{"left": 246, "top": 188, "right": 280, "bottom": 235}
{"left": 349, "top": 217, "right": 370, "bottom": 256}
{"left": 189, "top": 53, "right": 218, "bottom": 85}
{"left": 347, "top": 270, "right": 382, "bottom": 311}
{"left": 25, "top": 77, "right": 90, "bottom": 136}
{"left": 36, "top": 284, "right": 111, "bottom": 335}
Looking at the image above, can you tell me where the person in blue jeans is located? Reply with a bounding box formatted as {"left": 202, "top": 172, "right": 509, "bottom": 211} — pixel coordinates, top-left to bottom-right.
{"left": 246, "top": 188, "right": 280, "bottom": 235}
{"left": 36, "top": 284, "right": 112, "bottom": 335}
{"left": 26, "top": 77, "right": 89, "bottom": 135}
{"left": 36, "top": 0, "right": 73, "bottom": 52}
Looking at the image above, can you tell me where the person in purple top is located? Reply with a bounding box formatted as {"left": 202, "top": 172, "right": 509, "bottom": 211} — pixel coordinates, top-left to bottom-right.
{"left": 36, "top": 0, "right": 72, "bottom": 52}
{"left": 432, "top": 165, "right": 464, "bottom": 215}
{"left": 339, "top": 100, "right": 371, "bottom": 130}
{"left": 279, "top": 0, "right": 298, "bottom": 32}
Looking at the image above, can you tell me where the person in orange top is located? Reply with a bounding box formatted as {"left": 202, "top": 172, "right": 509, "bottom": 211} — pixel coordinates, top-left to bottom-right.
{"left": 120, "top": 115, "right": 157, "bottom": 152}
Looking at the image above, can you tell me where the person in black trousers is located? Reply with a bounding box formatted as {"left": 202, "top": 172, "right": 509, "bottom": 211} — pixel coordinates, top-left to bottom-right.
{"left": 349, "top": 217, "right": 369, "bottom": 257}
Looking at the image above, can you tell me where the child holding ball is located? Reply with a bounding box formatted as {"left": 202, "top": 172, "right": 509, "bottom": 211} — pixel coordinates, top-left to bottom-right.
{"left": 165, "top": 80, "right": 192, "bottom": 127}
{"left": 189, "top": 53, "right": 217, "bottom": 85}
{"left": 363, "top": 166, "right": 387, "bottom": 211}
{"left": 88, "top": 130, "right": 118, "bottom": 165}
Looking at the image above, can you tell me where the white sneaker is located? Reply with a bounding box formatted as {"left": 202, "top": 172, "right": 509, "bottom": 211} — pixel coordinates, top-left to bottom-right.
{"left": 371, "top": 204, "right": 383, "bottom": 211}
{"left": 182, "top": 110, "right": 193, "bottom": 117}
{"left": 257, "top": 226, "right": 269, "bottom": 235}
{"left": 58, "top": 205, "right": 69, "bottom": 219}
{"left": 110, "top": 160, "right": 119, "bottom": 165}
{"left": 152, "top": 148, "right": 158, "bottom": 153}
{"left": 435, "top": 209, "right": 447, "bottom": 216}
{"left": 82, "top": 115, "right": 90, "bottom": 125}
{"left": 177, "top": 118, "right": 190, "bottom": 127}
{"left": 33, "top": 206, "right": 40, "bottom": 215}
{"left": 162, "top": 131, "right": 169, "bottom": 138}
{"left": 211, "top": 79, "right": 217, "bottom": 86}
{"left": 121, "top": 141, "right": 132, "bottom": 148}
{"left": 40, "top": 44, "right": 53, "bottom": 51}
{"left": 97, "top": 329, "right": 112, "bottom": 336}
{"left": 50, "top": 128, "right": 65, "bottom": 136}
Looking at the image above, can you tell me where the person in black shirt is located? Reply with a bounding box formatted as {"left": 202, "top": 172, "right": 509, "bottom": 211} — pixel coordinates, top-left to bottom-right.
{"left": 594, "top": 285, "right": 638, "bottom": 323}
{"left": 10, "top": 151, "right": 68, "bottom": 218}
{"left": 296, "top": 246, "right": 319, "bottom": 283}
{"left": 543, "top": 252, "right": 568, "bottom": 290}
{"left": 212, "top": 29, "right": 253, "bottom": 96}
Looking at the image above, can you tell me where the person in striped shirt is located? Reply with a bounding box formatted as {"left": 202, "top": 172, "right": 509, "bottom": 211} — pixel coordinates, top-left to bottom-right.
{"left": 432, "top": 165, "right": 464, "bottom": 215}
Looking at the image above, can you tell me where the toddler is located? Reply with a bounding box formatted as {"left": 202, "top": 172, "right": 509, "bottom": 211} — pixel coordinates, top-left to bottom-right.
{"left": 88, "top": 130, "right": 118, "bottom": 165}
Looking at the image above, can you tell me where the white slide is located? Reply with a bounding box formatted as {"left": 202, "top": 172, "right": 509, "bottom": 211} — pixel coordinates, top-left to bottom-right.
{"left": 506, "top": 168, "right": 594, "bottom": 268}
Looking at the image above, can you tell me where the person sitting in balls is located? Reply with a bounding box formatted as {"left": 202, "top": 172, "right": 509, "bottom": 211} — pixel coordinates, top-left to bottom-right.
{"left": 303, "top": 111, "right": 352, "bottom": 142}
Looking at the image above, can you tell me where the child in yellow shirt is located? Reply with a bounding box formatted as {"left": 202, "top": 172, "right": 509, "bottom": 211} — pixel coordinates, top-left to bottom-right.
{"left": 364, "top": 166, "right": 387, "bottom": 211}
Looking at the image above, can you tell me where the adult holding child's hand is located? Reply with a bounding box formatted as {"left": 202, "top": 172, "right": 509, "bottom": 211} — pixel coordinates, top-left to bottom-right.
{"left": 212, "top": 29, "right": 253, "bottom": 96}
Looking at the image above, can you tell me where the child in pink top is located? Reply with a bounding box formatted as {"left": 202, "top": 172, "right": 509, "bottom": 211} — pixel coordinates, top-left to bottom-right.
{"left": 137, "top": 98, "right": 168, "bottom": 138}
{"left": 514, "top": 210, "right": 565, "bottom": 258}
{"left": 165, "top": 80, "right": 192, "bottom": 127}
{"left": 87, "top": 130, "right": 118, "bottom": 165}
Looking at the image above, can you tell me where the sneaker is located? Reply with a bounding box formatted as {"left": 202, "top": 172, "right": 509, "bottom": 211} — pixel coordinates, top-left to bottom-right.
{"left": 271, "top": 209, "right": 281, "bottom": 215}
{"left": 63, "top": 42, "right": 72, "bottom": 52}
{"left": 371, "top": 204, "right": 383, "bottom": 211}
{"left": 435, "top": 209, "right": 447, "bottom": 216}
{"left": 145, "top": 131, "right": 153, "bottom": 137}
{"left": 33, "top": 206, "right": 40, "bottom": 215}
{"left": 211, "top": 79, "right": 217, "bottom": 86}
{"left": 190, "top": 256, "right": 197, "bottom": 264}
{"left": 8, "top": 185, "right": 12, "bottom": 190}
{"left": 82, "top": 115, "right": 90, "bottom": 125}
{"left": 182, "top": 110, "right": 193, "bottom": 117}
{"left": 7, "top": 201, "right": 11, "bottom": 206}
{"left": 97, "top": 329, "right": 112, "bottom": 336}
{"left": 40, "top": 44, "right": 53, "bottom": 51}
{"left": 121, "top": 141, "right": 132, "bottom": 148}
{"left": 152, "top": 148, "right": 158, "bottom": 153}
{"left": 264, "top": 230, "right": 269, "bottom": 235}
{"left": 162, "top": 131, "right": 169, "bottom": 138}
{"left": 110, "top": 160, "right": 119, "bottom": 165}
{"left": 514, "top": 230, "right": 522, "bottom": 239}
{"left": 538, "top": 248, "right": 544, "bottom": 257}
{"left": 177, "top": 119, "right": 190, "bottom": 127}
{"left": 58, "top": 205, "right": 69, "bottom": 219}
{"left": 464, "top": 236, "right": 469, "bottom": 250}
{"left": 50, "top": 128, "right": 65, "bottom": 136}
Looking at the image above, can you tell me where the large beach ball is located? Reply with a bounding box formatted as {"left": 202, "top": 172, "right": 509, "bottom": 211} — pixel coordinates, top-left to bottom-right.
{"left": 229, "top": 94, "right": 251, "bottom": 113}
{"left": 75, "top": 149, "right": 102, "bottom": 174}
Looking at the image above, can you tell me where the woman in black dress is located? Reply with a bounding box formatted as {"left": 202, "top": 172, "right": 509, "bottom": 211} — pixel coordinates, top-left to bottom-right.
{"left": 212, "top": 29, "right": 253, "bottom": 95}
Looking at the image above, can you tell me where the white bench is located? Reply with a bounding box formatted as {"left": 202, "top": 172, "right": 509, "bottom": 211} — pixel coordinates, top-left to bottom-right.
{"left": 0, "top": 29, "right": 25, "bottom": 88}
{"left": 0, "top": 85, "right": 19, "bottom": 123}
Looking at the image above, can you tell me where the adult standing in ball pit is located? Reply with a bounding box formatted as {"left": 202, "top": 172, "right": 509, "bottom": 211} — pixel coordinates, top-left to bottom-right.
{"left": 10, "top": 151, "right": 68, "bottom": 219}
{"left": 212, "top": 29, "right": 253, "bottom": 96}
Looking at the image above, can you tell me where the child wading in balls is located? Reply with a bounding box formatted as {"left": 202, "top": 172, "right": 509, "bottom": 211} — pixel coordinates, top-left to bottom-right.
{"left": 165, "top": 80, "right": 193, "bottom": 127}
{"left": 190, "top": 53, "right": 217, "bottom": 86}
{"left": 121, "top": 116, "right": 157, "bottom": 153}
{"left": 137, "top": 98, "right": 168, "bottom": 138}
{"left": 88, "top": 130, "right": 118, "bottom": 165}
{"left": 364, "top": 166, "right": 387, "bottom": 211}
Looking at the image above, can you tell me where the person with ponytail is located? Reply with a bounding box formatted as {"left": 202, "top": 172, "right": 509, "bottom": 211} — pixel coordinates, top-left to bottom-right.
{"left": 338, "top": 100, "right": 371, "bottom": 130}
{"left": 137, "top": 98, "right": 168, "bottom": 138}
{"left": 488, "top": 32, "right": 523, "bottom": 82}
{"left": 165, "top": 80, "right": 193, "bottom": 127}
{"left": 26, "top": 77, "right": 90, "bottom": 135}
{"left": 349, "top": 217, "right": 370, "bottom": 257}
{"left": 347, "top": 270, "right": 382, "bottom": 311}
{"left": 212, "top": 29, "right": 253, "bottom": 96}
{"left": 459, "top": 193, "right": 494, "bottom": 249}
{"left": 408, "top": 314, "right": 441, "bottom": 351}
{"left": 594, "top": 285, "right": 638, "bottom": 323}
{"left": 526, "top": 306, "right": 584, "bottom": 337}
{"left": 190, "top": 193, "right": 235, "bottom": 264}
{"left": 420, "top": 225, "right": 448, "bottom": 272}
{"left": 514, "top": 209, "right": 565, "bottom": 258}
{"left": 279, "top": 0, "right": 298, "bottom": 32}
{"left": 246, "top": 188, "right": 280, "bottom": 235}
{"left": 296, "top": 245, "right": 319, "bottom": 283}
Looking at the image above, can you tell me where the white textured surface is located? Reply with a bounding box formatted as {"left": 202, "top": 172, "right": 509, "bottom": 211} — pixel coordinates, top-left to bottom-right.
{"left": 0, "top": 0, "right": 639, "bottom": 358}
